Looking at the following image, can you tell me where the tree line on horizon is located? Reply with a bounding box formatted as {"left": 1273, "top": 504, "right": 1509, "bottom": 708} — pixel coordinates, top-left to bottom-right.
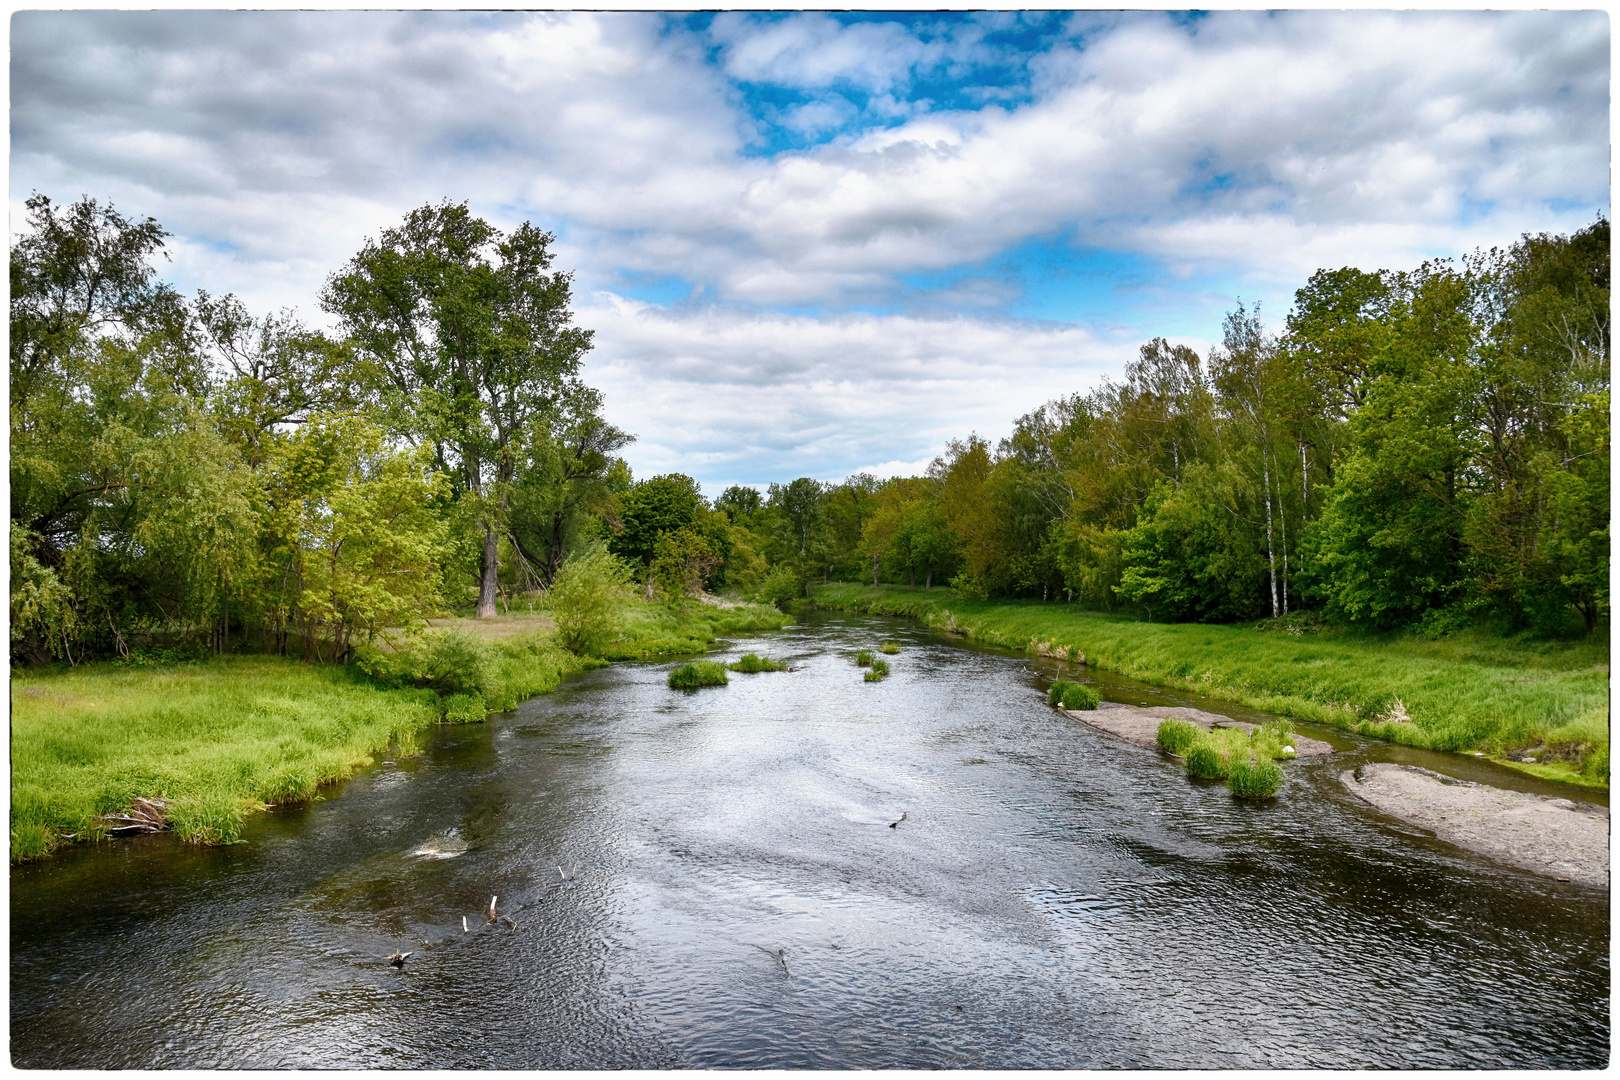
{"left": 10, "top": 193, "right": 1608, "bottom": 667}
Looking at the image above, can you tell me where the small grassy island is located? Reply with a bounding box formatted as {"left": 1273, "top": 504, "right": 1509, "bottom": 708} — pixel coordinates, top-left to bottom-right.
{"left": 728, "top": 653, "right": 788, "bottom": 673}
{"left": 668, "top": 660, "right": 731, "bottom": 689}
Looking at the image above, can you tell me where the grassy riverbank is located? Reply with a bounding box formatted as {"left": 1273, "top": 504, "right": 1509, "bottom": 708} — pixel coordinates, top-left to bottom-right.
{"left": 810, "top": 584, "right": 1609, "bottom": 787}
{"left": 11, "top": 598, "right": 787, "bottom": 861}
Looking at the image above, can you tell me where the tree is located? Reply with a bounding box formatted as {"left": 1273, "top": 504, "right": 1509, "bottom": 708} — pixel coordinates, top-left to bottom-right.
{"left": 505, "top": 384, "right": 633, "bottom": 589}
{"left": 322, "top": 201, "right": 593, "bottom": 618}
{"left": 767, "top": 477, "right": 828, "bottom": 596}
{"left": 546, "top": 543, "right": 633, "bottom": 654}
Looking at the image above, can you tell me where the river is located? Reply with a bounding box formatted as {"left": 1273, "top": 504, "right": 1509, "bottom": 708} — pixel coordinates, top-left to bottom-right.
{"left": 9, "top": 611, "right": 1609, "bottom": 1068}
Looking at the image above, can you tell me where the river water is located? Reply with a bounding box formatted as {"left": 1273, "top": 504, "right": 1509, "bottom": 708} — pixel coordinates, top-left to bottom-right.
{"left": 9, "top": 611, "right": 1609, "bottom": 1068}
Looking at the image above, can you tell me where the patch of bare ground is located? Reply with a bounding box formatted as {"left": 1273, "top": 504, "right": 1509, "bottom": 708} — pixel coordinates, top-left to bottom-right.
{"left": 1064, "top": 701, "right": 1335, "bottom": 756}
{"left": 1341, "top": 762, "right": 1609, "bottom": 889}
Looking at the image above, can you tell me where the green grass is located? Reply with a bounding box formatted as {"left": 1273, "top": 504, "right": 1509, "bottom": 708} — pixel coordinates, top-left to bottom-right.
{"left": 864, "top": 657, "right": 890, "bottom": 682}
{"left": 592, "top": 598, "right": 789, "bottom": 661}
{"left": 728, "top": 653, "right": 787, "bottom": 673}
{"left": 12, "top": 597, "right": 781, "bottom": 863}
{"left": 812, "top": 584, "right": 1610, "bottom": 785}
{"left": 10, "top": 657, "right": 447, "bottom": 861}
{"left": 1229, "top": 756, "right": 1284, "bottom": 799}
{"left": 668, "top": 660, "right": 730, "bottom": 689}
{"left": 1047, "top": 680, "right": 1100, "bottom": 710}
{"left": 878, "top": 641, "right": 901, "bottom": 655}
{"left": 856, "top": 649, "right": 875, "bottom": 667}
{"left": 1156, "top": 719, "right": 1201, "bottom": 756}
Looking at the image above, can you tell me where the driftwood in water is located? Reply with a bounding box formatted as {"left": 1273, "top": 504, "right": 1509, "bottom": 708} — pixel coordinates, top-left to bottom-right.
{"left": 100, "top": 797, "right": 171, "bottom": 837}
{"left": 888, "top": 812, "right": 907, "bottom": 829}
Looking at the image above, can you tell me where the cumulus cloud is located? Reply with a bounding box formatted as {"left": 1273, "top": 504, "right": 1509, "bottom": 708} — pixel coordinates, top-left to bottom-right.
{"left": 578, "top": 296, "right": 1144, "bottom": 489}
{"left": 10, "top": 9, "right": 1607, "bottom": 486}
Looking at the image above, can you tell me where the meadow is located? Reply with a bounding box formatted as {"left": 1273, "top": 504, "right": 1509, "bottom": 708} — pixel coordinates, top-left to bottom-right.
{"left": 11, "top": 598, "right": 789, "bottom": 861}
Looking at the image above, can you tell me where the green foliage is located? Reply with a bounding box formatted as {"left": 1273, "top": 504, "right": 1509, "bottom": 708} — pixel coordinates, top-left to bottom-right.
{"left": 609, "top": 473, "right": 707, "bottom": 566}
{"left": 1156, "top": 719, "right": 1201, "bottom": 756}
{"left": 856, "top": 649, "right": 874, "bottom": 667}
{"left": 546, "top": 543, "right": 633, "bottom": 654}
{"left": 668, "top": 660, "right": 729, "bottom": 689}
{"left": 1048, "top": 680, "right": 1100, "bottom": 710}
{"left": 1183, "top": 741, "right": 1229, "bottom": 779}
{"left": 755, "top": 563, "right": 802, "bottom": 610}
{"left": 864, "top": 657, "right": 890, "bottom": 682}
{"left": 651, "top": 525, "right": 721, "bottom": 600}
{"left": 321, "top": 200, "right": 595, "bottom": 617}
{"left": 728, "top": 653, "right": 787, "bottom": 673}
{"left": 878, "top": 640, "right": 900, "bottom": 654}
{"left": 1228, "top": 756, "right": 1284, "bottom": 798}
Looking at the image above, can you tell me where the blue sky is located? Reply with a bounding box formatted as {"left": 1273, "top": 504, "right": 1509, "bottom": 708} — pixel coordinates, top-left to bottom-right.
{"left": 10, "top": 9, "right": 1610, "bottom": 493}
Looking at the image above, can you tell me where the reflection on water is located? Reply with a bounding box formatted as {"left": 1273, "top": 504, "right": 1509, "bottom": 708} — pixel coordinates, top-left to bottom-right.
{"left": 10, "top": 612, "right": 1609, "bottom": 1068}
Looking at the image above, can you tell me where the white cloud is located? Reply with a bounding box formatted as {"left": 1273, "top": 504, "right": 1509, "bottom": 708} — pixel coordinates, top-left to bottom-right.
{"left": 10, "top": 9, "right": 1607, "bottom": 487}
{"left": 578, "top": 295, "right": 1148, "bottom": 489}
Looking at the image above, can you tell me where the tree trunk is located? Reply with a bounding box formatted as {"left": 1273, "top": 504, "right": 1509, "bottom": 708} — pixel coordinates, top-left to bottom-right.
{"left": 1262, "top": 449, "right": 1278, "bottom": 619}
{"left": 909, "top": 565, "right": 915, "bottom": 588}
{"left": 925, "top": 569, "right": 932, "bottom": 590}
{"left": 477, "top": 522, "right": 500, "bottom": 618}
{"left": 872, "top": 555, "right": 880, "bottom": 587}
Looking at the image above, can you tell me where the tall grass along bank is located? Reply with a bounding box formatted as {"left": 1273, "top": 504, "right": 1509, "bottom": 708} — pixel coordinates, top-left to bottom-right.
{"left": 10, "top": 658, "right": 451, "bottom": 861}
{"left": 13, "top": 597, "right": 788, "bottom": 862}
{"left": 812, "top": 584, "right": 1609, "bottom": 786}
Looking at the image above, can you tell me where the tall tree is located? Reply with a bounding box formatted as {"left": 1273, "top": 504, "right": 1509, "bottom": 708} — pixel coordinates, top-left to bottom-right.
{"left": 322, "top": 201, "right": 593, "bottom": 617}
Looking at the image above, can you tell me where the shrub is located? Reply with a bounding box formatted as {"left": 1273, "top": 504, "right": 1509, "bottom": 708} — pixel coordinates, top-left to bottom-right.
{"left": 757, "top": 564, "right": 802, "bottom": 609}
{"left": 878, "top": 641, "right": 900, "bottom": 654}
{"left": 668, "top": 661, "right": 729, "bottom": 689}
{"left": 729, "top": 653, "right": 787, "bottom": 673}
{"left": 1157, "top": 719, "right": 1201, "bottom": 756}
{"left": 547, "top": 542, "right": 634, "bottom": 654}
{"left": 1048, "top": 680, "right": 1101, "bottom": 710}
{"left": 856, "top": 649, "right": 875, "bottom": 667}
{"left": 1184, "top": 740, "right": 1229, "bottom": 779}
{"left": 1229, "top": 756, "right": 1284, "bottom": 798}
{"left": 864, "top": 658, "right": 890, "bottom": 682}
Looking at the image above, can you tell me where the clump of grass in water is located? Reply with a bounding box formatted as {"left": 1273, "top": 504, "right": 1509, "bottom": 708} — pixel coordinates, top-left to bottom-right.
{"left": 1156, "top": 719, "right": 1201, "bottom": 756}
{"left": 1165, "top": 722, "right": 1292, "bottom": 795}
{"left": 729, "top": 653, "right": 787, "bottom": 673}
{"left": 864, "top": 658, "right": 890, "bottom": 682}
{"left": 878, "top": 641, "right": 900, "bottom": 655}
{"left": 1047, "top": 680, "right": 1100, "bottom": 710}
{"left": 856, "top": 649, "right": 875, "bottom": 667}
{"left": 1229, "top": 756, "right": 1284, "bottom": 798}
{"left": 668, "top": 661, "right": 729, "bottom": 689}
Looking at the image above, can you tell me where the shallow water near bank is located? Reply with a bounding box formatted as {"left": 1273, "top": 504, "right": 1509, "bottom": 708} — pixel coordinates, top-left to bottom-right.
{"left": 10, "top": 611, "right": 1609, "bottom": 1068}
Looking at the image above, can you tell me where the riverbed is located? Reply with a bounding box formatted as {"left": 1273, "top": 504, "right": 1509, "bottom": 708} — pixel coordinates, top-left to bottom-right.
{"left": 9, "top": 611, "right": 1609, "bottom": 1067}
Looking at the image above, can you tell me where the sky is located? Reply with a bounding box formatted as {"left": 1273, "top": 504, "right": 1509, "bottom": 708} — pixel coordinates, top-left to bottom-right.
{"left": 10, "top": 8, "right": 1610, "bottom": 494}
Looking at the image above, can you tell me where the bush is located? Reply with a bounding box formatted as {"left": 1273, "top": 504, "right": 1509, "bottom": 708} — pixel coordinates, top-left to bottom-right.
{"left": 864, "top": 658, "right": 890, "bottom": 682}
{"left": 548, "top": 542, "right": 634, "bottom": 654}
{"left": 878, "top": 641, "right": 900, "bottom": 654}
{"left": 668, "top": 661, "right": 729, "bottom": 689}
{"left": 756, "top": 564, "right": 802, "bottom": 609}
{"left": 856, "top": 649, "right": 875, "bottom": 667}
{"left": 729, "top": 653, "right": 786, "bottom": 673}
{"left": 1157, "top": 719, "right": 1201, "bottom": 756}
{"left": 1229, "top": 756, "right": 1284, "bottom": 798}
{"left": 1048, "top": 680, "right": 1100, "bottom": 710}
{"left": 1184, "top": 741, "right": 1229, "bottom": 779}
